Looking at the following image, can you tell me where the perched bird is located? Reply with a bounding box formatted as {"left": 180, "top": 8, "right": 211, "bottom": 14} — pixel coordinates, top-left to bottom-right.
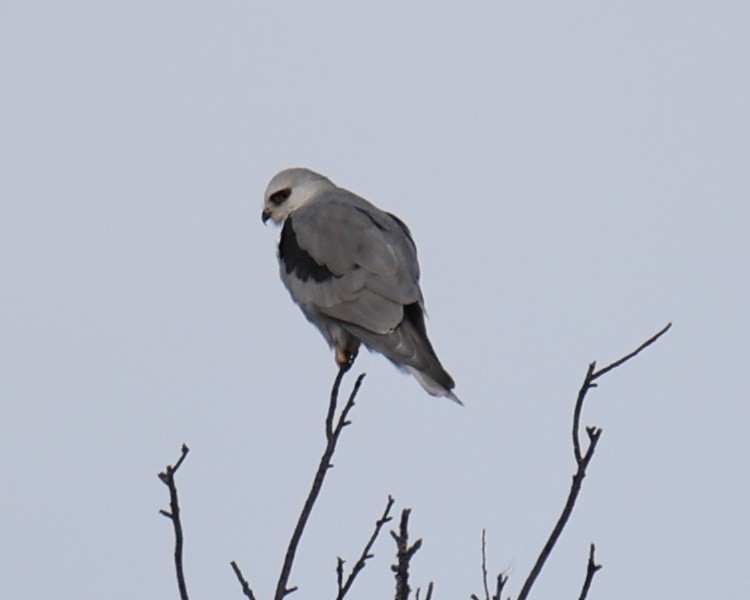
{"left": 262, "top": 168, "right": 460, "bottom": 403}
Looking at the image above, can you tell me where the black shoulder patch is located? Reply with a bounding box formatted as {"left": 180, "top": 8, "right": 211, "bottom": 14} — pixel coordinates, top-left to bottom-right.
{"left": 279, "top": 218, "right": 335, "bottom": 283}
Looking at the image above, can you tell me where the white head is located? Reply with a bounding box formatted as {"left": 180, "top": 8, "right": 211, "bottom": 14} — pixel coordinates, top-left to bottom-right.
{"left": 262, "top": 167, "right": 336, "bottom": 225}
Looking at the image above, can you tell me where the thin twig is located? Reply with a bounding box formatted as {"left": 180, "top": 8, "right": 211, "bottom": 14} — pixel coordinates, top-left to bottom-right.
{"left": 230, "top": 561, "right": 258, "bottom": 600}
{"left": 336, "top": 495, "right": 395, "bottom": 599}
{"left": 472, "top": 530, "right": 508, "bottom": 600}
{"left": 516, "top": 324, "right": 670, "bottom": 600}
{"left": 158, "top": 444, "right": 191, "bottom": 600}
{"left": 572, "top": 362, "right": 597, "bottom": 464}
{"left": 425, "top": 581, "right": 434, "bottom": 600}
{"left": 481, "top": 529, "right": 490, "bottom": 600}
{"left": 273, "top": 368, "right": 366, "bottom": 599}
{"left": 592, "top": 322, "right": 672, "bottom": 381}
{"left": 326, "top": 366, "right": 347, "bottom": 440}
{"left": 336, "top": 557, "right": 345, "bottom": 596}
{"left": 493, "top": 573, "right": 508, "bottom": 600}
{"left": 415, "top": 581, "right": 434, "bottom": 600}
{"left": 577, "top": 543, "right": 602, "bottom": 600}
{"left": 470, "top": 529, "right": 490, "bottom": 600}
{"left": 391, "top": 508, "right": 423, "bottom": 600}
{"left": 517, "top": 368, "right": 601, "bottom": 600}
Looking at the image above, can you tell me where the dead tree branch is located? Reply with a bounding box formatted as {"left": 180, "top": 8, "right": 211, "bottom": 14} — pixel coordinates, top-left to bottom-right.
{"left": 156, "top": 324, "right": 668, "bottom": 600}
{"left": 158, "top": 444, "right": 191, "bottom": 600}
{"left": 471, "top": 530, "right": 508, "bottom": 600}
{"left": 494, "top": 573, "right": 509, "bottom": 600}
{"left": 391, "top": 508, "right": 427, "bottom": 600}
{"left": 336, "top": 495, "right": 395, "bottom": 599}
{"left": 591, "top": 322, "right": 672, "bottom": 381}
{"left": 471, "top": 529, "right": 491, "bottom": 600}
{"left": 578, "top": 543, "right": 602, "bottom": 600}
{"left": 481, "top": 529, "right": 491, "bottom": 600}
{"left": 516, "top": 323, "right": 671, "bottom": 600}
{"left": 230, "top": 561, "right": 257, "bottom": 600}
{"left": 415, "top": 581, "right": 434, "bottom": 600}
{"left": 270, "top": 366, "right": 366, "bottom": 599}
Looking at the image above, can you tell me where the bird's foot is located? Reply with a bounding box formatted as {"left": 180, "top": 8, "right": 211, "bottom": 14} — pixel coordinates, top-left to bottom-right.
{"left": 335, "top": 346, "right": 358, "bottom": 372}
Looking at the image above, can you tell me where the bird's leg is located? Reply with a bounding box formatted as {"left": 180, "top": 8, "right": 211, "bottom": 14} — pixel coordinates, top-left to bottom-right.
{"left": 335, "top": 343, "right": 359, "bottom": 373}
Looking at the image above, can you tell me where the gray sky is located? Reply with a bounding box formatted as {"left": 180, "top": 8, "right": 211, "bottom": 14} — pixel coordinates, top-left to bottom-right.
{"left": 2, "top": 2, "right": 748, "bottom": 598}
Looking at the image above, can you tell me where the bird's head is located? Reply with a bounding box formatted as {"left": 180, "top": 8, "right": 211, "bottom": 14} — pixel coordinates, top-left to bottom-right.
{"left": 262, "top": 168, "right": 335, "bottom": 225}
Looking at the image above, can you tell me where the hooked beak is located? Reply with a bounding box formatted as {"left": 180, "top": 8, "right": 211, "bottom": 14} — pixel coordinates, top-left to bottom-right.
{"left": 261, "top": 208, "right": 272, "bottom": 224}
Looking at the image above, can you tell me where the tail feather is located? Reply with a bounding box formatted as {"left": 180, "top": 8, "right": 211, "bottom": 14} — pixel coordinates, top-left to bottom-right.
{"left": 344, "top": 320, "right": 458, "bottom": 401}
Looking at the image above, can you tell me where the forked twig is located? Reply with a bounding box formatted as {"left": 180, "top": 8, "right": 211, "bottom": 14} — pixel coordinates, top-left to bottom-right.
{"left": 228, "top": 368, "right": 365, "bottom": 599}
{"left": 336, "top": 495, "right": 395, "bottom": 599}
{"left": 158, "top": 444, "right": 191, "bottom": 600}
{"left": 493, "top": 573, "right": 508, "bottom": 600}
{"left": 471, "top": 530, "right": 508, "bottom": 600}
{"left": 516, "top": 323, "right": 671, "bottom": 600}
{"left": 272, "top": 367, "right": 366, "bottom": 599}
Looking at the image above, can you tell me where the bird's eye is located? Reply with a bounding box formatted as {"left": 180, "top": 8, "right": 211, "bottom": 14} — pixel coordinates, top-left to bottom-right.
{"left": 269, "top": 188, "right": 292, "bottom": 206}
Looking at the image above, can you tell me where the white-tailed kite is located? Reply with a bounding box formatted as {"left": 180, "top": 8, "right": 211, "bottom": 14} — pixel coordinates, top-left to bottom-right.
{"left": 262, "top": 168, "right": 460, "bottom": 404}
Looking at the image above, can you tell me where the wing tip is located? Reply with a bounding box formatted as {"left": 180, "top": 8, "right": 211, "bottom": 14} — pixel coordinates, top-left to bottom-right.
{"left": 406, "top": 366, "right": 462, "bottom": 405}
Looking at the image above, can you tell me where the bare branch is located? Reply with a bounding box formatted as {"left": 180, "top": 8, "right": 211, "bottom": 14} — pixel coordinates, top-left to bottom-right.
{"left": 472, "top": 530, "right": 507, "bottom": 600}
{"left": 477, "top": 529, "right": 491, "bottom": 600}
{"left": 482, "top": 529, "right": 490, "bottom": 600}
{"left": 326, "top": 365, "right": 347, "bottom": 440}
{"left": 336, "top": 495, "right": 395, "bottom": 599}
{"left": 592, "top": 322, "right": 672, "bottom": 381}
{"left": 493, "top": 573, "right": 508, "bottom": 600}
{"left": 516, "top": 324, "right": 670, "bottom": 600}
{"left": 336, "top": 557, "right": 344, "bottom": 597}
{"left": 273, "top": 367, "right": 366, "bottom": 599}
{"left": 577, "top": 544, "right": 602, "bottom": 600}
{"left": 158, "top": 444, "right": 191, "bottom": 600}
{"left": 572, "top": 362, "right": 597, "bottom": 464}
{"left": 391, "top": 508, "right": 423, "bottom": 600}
{"left": 415, "top": 581, "right": 434, "bottom": 600}
{"left": 230, "top": 561, "right": 257, "bottom": 600}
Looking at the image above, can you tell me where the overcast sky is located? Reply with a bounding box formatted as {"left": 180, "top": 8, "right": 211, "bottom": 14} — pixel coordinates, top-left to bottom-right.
{"left": 2, "top": 2, "right": 748, "bottom": 599}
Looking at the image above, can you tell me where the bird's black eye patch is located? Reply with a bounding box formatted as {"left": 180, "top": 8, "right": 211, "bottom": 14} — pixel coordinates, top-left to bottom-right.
{"left": 269, "top": 188, "right": 292, "bottom": 206}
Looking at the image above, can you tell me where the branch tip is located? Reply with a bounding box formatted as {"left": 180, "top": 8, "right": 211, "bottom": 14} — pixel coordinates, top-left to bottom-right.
{"left": 276, "top": 369, "right": 367, "bottom": 600}
{"left": 335, "top": 494, "right": 395, "bottom": 599}
{"left": 159, "top": 445, "right": 190, "bottom": 600}
{"left": 391, "top": 508, "right": 423, "bottom": 600}
{"left": 592, "top": 322, "right": 671, "bottom": 380}
{"left": 577, "top": 543, "right": 602, "bottom": 600}
{"left": 517, "top": 324, "right": 669, "bottom": 600}
{"left": 230, "top": 561, "right": 258, "bottom": 600}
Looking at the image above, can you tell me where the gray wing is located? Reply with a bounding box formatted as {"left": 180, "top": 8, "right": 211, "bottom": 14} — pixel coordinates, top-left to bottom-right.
{"left": 278, "top": 188, "right": 422, "bottom": 334}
